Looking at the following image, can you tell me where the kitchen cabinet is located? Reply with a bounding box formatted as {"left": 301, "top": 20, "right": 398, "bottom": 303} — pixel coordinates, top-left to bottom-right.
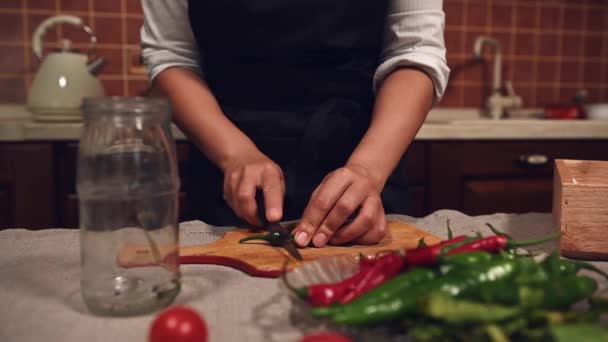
{"left": 428, "top": 141, "right": 608, "bottom": 215}
{"left": 0, "top": 143, "right": 54, "bottom": 228}
{"left": 1, "top": 139, "right": 608, "bottom": 228}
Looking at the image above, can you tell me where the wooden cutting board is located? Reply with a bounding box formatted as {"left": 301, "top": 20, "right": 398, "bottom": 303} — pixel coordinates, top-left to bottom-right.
{"left": 118, "top": 220, "right": 441, "bottom": 278}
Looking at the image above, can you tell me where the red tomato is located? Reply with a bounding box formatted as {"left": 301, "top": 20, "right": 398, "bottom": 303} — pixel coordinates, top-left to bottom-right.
{"left": 149, "top": 306, "right": 208, "bottom": 342}
{"left": 299, "top": 332, "right": 353, "bottom": 342}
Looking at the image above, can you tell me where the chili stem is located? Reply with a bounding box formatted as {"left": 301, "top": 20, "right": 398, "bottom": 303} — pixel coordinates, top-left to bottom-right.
{"left": 280, "top": 261, "right": 307, "bottom": 300}
{"left": 418, "top": 238, "right": 428, "bottom": 249}
{"left": 509, "top": 232, "right": 561, "bottom": 248}
{"left": 239, "top": 234, "right": 270, "bottom": 243}
{"left": 486, "top": 223, "right": 513, "bottom": 240}
{"left": 446, "top": 219, "right": 453, "bottom": 240}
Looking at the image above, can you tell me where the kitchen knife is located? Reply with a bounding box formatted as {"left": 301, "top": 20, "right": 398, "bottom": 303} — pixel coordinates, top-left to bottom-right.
{"left": 255, "top": 189, "right": 303, "bottom": 260}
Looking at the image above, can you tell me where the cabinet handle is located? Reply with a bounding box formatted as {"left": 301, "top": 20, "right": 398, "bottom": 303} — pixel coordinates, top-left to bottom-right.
{"left": 518, "top": 154, "right": 550, "bottom": 167}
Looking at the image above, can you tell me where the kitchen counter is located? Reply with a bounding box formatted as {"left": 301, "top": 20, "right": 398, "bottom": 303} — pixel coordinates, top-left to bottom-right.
{"left": 1, "top": 210, "right": 606, "bottom": 342}
{"left": 1, "top": 105, "right": 608, "bottom": 141}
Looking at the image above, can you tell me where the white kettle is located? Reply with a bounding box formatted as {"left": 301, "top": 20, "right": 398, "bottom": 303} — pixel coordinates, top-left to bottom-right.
{"left": 28, "top": 15, "right": 105, "bottom": 122}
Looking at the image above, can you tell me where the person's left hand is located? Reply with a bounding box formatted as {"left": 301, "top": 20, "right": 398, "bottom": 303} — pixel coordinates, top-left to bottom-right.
{"left": 292, "top": 164, "right": 387, "bottom": 247}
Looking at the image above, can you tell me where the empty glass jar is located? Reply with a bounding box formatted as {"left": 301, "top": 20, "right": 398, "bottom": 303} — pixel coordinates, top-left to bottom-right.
{"left": 77, "top": 97, "right": 181, "bottom": 316}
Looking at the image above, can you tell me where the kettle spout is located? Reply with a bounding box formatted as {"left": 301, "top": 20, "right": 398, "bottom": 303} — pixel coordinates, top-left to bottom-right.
{"left": 87, "top": 58, "right": 105, "bottom": 75}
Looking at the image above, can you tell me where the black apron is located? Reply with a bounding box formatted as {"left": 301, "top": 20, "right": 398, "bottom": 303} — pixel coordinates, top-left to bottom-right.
{"left": 187, "top": 0, "right": 410, "bottom": 226}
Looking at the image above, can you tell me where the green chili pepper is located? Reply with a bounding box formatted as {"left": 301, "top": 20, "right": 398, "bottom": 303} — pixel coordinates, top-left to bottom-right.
{"left": 238, "top": 231, "right": 292, "bottom": 246}
{"left": 311, "top": 267, "right": 436, "bottom": 317}
{"left": 519, "top": 275, "right": 598, "bottom": 310}
{"left": 542, "top": 251, "right": 608, "bottom": 280}
{"left": 328, "top": 258, "right": 519, "bottom": 325}
{"left": 420, "top": 292, "right": 521, "bottom": 324}
{"left": 442, "top": 251, "right": 494, "bottom": 266}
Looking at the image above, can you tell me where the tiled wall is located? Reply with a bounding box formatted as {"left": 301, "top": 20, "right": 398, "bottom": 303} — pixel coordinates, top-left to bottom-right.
{"left": 0, "top": 0, "right": 607, "bottom": 108}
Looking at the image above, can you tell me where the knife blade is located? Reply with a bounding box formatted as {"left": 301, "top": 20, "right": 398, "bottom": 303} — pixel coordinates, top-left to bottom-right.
{"left": 255, "top": 189, "right": 303, "bottom": 260}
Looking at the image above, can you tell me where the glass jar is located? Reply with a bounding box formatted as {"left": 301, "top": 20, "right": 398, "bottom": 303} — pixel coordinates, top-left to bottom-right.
{"left": 77, "top": 97, "right": 180, "bottom": 316}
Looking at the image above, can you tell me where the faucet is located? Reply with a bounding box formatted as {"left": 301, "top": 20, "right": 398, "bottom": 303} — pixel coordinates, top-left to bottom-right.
{"left": 473, "top": 36, "right": 522, "bottom": 119}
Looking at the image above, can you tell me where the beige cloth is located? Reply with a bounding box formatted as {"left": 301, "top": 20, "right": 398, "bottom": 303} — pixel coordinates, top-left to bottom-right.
{"left": 0, "top": 210, "right": 606, "bottom": 342}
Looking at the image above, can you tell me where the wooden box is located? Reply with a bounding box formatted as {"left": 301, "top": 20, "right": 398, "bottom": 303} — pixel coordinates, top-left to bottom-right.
{"left": 553, "top": 159, "right": 608, "bottom": 260}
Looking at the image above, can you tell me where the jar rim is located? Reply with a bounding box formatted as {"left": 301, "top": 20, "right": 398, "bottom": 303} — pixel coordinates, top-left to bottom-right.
{"left": 82, "top": 97, "right": 170, "bottom": 118}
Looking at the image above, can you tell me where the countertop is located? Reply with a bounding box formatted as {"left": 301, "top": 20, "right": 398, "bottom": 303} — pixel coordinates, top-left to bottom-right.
{"left": 0, "top": 209, "right": 606, "bottom": 342}
{"left": 1, "top": 105, "right": 608, "bottom": 141}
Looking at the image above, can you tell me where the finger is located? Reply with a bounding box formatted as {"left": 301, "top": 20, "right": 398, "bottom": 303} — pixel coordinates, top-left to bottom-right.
{"left": 235, "top": 167, "right": 262, "bottom": 226}
{"left": 329, "top": 195, "right": 379, "bottom": 245}
{"left": 223, "top": 169, "right": 242, "bottom": 209}
{"left": 261, "top": 166, "right": 285, "bottom": 222}
{"left": 354, "top": 202, "right": 387, "bottom": 245}
{"left": 315, "top": 182, "right": 368, "bottom": 246}
{"left": 293, "top": 170, "right": 353, "bottom": 247}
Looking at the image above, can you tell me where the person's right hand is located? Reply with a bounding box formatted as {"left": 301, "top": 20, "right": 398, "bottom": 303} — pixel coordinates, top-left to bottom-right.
{"left": 222, "top": 151, "right": 285, "bottom": 226}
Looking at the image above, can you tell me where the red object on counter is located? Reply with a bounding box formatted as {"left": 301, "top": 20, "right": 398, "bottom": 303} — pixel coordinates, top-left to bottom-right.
{"left": 149, "top": 306, "right": 208, "bottom": 342}
{"left": 544, "top": 104, "right": 585, "bottom": 119}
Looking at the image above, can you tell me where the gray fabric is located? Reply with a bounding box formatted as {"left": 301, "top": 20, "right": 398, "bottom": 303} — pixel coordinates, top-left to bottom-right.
{"left": 1, "top": 210, "right": 606, "bottom": 342}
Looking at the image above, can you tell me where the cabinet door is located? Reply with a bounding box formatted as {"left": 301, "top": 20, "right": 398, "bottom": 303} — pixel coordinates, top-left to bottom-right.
{"left": 429, "top": 140, "right": 608, "bottom": 215}
{"left": 0, "top": 143, "right": 54, "bottom": 228}
{"left": 56, "top": 142, "right": 192, "bottom": 228}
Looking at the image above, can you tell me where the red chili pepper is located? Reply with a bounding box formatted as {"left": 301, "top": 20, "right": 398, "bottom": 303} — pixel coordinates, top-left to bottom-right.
{"left": 403, "top": 235, "right": 468, "bottom": 267}
{"left": 339, "top": 251, "right": 405, "bottom": 304}
{"left": 281, "top": 253, "right": 382, "bottom": 307}
{"left": 447, "top": 228, "right": 560, "bottom": 255}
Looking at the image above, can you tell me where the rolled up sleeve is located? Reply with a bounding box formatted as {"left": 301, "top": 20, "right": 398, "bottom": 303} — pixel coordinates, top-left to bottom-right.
{"left": 141, "top": 0, "right": 201, "bottom": 81}
{"left": 374, "top": 0, "right": 450, "bottom": 103}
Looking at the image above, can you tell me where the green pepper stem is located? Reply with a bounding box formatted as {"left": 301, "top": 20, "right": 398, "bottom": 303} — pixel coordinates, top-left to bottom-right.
{"left": 508, "top": 232, "right": 561, "bottom": 248}
{"left": 486, "top": 223, "right": 513, "bottom": 240}
{"left": 239, "top": 233, "right": 270, "bottom": 244}
{"left": 418, "top": 238, "right": 428, "bottom": 249}
{"left": 446, "top": 219, "right": 453, "bottom": 240}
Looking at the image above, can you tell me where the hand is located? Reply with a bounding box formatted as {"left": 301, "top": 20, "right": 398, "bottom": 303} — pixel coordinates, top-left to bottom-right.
{"left": 292, "top": 164, "right": 387, "bottom": 247}
{"left": 222, "top": 151, "right": 285, "bottom": 226}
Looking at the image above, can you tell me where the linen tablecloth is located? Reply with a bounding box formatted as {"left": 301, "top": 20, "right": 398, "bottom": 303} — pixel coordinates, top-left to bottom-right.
{"left": 1, "top": 210, "right": 606, "bottom": 342}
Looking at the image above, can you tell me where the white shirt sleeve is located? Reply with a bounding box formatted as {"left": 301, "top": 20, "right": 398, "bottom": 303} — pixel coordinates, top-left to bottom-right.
{"left": 375, "top": 0, "right": 450, "bottom": 103}
{"left": 141, "top": 0, "right": 201, "bottom": 81}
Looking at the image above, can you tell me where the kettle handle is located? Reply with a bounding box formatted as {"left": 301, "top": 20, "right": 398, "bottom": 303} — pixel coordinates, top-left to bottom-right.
{"left": 32, "top": 15, "right": 97, "bottom": 60}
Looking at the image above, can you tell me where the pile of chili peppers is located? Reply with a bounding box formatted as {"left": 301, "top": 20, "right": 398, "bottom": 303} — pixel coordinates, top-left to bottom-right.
{"left": 282, "top": 223, "right": 608, "bottom": 341}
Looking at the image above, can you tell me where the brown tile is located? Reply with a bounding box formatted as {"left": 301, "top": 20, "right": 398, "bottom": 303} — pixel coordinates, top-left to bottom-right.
{"left": 438, "top": 85, "right": 463, "bottom": 107}
{"left": 489, "top": 31, "right": 513, "bottom": 57}
{"left": 93, "top": 0, "right": 121, "bottom": 13}
{"left": 463, "top": 60, "right": 486, "bottom": 83}
{"left": 582, "top": 62, "right": 602, "bottom": 84}
{"left": 26, "top": 0, "right": 55, "bottom": 10}
{"left": 0, "top": 0, "right": 22, "bottom": 9}
{"left": 444, "top": 1, "right": 464, "bottom": 27}
{"left": 516, "top": 4, "right": 538, "bottom": 29}
{"left": 444, "top": 29, "right": 464, "bottom": 54}
{"left": 536, "top": 87, "right": 557, "bottom": 106}
{"left": 586, "top": 7, "right": 606, "bottom": 32}
{"left": 559, "top": 61, "right": 580, "bottom": 83}
{"left": 537, "top": 61, "right": 559, "bottom": 83}
{"left": 584, "top": 35, "right": 603, "bottom": 59}
{"left": 462, "top": 84, "right": 485, "bottom": 108}
{"left": 127, "top": 79, "right": 150, "bottom": 96}
{"left": 0, "top": 77, "right": 26, "bottom": 103}
{"left": 126, "top": 0, "right": 142, "bottom": 14}
{"left": 97, "top": 47, "right": 123, "bottom": 75}
{"left": 515, "top": 32, "right": 536, "bottom": 56}
{"left": 101, "top": 79, "right": 125, "bottom": 96}
{"left": 126, "top": 17, "right": 142, "bottom": 45}
{"left": 490, "top": 4, "right": 513, "bottom": 28}
{"left": 512, "top": 60, "right": 535, "bottom": 83}
{"left": 60, "top": 23, "right": 91, "bottom": 44}
{"left": 562, "top": 6, "right": 584, "bottom": 31}
{"left": 0, "top": 46, "right": 25, "bottom": 74}
{"left": 466, "top": 2, "right": 488, "bottom": 27}
{"left": 583, "top": 87, "right": 601, "bottom": 103}
{"left": 537, "top": 33, "right": 560, "bottom": 57}
{"left": 126, "top": 46, "right": 144, "bottom": 74}
{"left": 561, "top": 33, "right": 583, "bottom": 58}
{"left": 539, "top": 6, "right": 561, "bottom": 29}
{"left": 0, "top": 13, "right": 23, "bottom": 42}
{"left": 515, "top": 86, "right": 535, "bottom": 108}
{"left": 59, "top": 0, "right": 88, "bottom": 12}
{"left": 557, "top": 86, "right": 579, "bottom": 103}
{"left": 28, "top": 13, "right": 59, "bottom": 44}
{"left": 94, "top": 16, "right": 123, "bottom": 44}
